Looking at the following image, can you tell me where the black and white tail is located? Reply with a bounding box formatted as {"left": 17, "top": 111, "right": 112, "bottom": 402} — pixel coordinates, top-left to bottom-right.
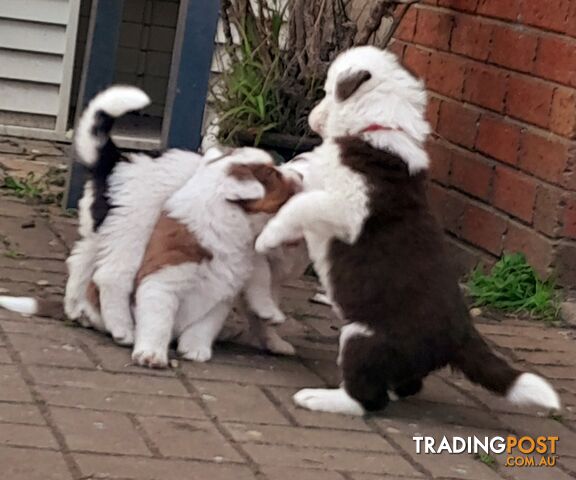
{"left": 75, "top": 85, "right": 150, "bottom": 167}
{"left": 451, "top": 328, "right": 561, "bottom": 411}
{"left": 74, "top": 86, "right": 150, "bottom": 230}
{"left": 0, "top": 296, "right": 63, "bottom": 318}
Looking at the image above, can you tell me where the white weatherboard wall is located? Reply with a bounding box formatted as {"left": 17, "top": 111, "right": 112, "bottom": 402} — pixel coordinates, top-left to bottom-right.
{"left": 0, "top": 0, "right": 81, "bottom": 141}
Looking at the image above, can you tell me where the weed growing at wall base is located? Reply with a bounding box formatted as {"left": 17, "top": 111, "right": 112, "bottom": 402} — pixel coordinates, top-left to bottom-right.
{"left": 468, "top": 253, "right": 560, "bottom": 322}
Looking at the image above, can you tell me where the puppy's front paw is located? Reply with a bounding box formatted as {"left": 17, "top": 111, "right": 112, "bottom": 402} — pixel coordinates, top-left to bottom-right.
{"left": 179, "top": 346, "right": 212, "bottom": 363}
{"left": 255, "top": 229, "right": 281, "bottom": 254}
{"left": 111, "top": 327, "right": 135, "bottom": 347}
{"left": 132, "top": 348, "right": 168, "bottom": 368}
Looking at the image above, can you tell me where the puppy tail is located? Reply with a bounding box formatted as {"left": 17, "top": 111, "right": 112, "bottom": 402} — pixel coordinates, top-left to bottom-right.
{"left": 74, "top": 86, "right": 150, "bottom": 168}
{"left": 0, "top": 296, "right": 63, "bottom": 318}
{"left": 451, "top": 328, "right": 560, "bottom": 411}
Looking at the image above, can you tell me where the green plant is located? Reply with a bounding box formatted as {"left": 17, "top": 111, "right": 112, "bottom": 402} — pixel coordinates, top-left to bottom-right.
{"left": 3, "top": 249, "right": 25, "bottom": 259}
{"left": 214, "top": 0, "right": 418, "bottom": 145}
{"left": 468, "top": 253, "right": 560, "bottom": 322}
{"left": 215, "top": 0, "right": 288, "bottom": 144}
{"left": 2, "top": 170, "right": 63, "bottom": 204}
{"left": 3, "top": 173, "right": 46, "bottom": 200}
{"left": 475, "top": 453, "right": 497, "bottom": 468}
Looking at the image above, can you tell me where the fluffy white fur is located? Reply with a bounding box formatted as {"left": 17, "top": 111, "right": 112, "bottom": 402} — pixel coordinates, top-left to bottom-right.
{"left": 257, "top": 47, "right": 432, "bottom": 414}
{"left": 74, "top": 86, "right": 150, "bottom": 167}
{"left": 506, "top": 373, "right": 561, "bottom": 410}
{"left": 65, "top": 149, "right": 207, "bottom": 343}
{"left": 0, "top": 297, "right": 37, "bottom": 315}
{"left": 294, "top": 387, "right": 365, "bottom": 416}
{"left": 308, "top": 46, "right": 430, "bottom": 174}
{"left": 130, "top": 149, "right": 292, "bottom": 367}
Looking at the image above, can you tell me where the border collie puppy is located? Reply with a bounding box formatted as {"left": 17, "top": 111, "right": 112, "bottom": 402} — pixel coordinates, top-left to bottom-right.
{"left": 0, "top": 86, "right": 304, "bottom": 360}
{"left": 130, "top": 148, "right": 299, "bottom": 367}
{"left": 256, "top": 46, "right": 561, "bottom": 415}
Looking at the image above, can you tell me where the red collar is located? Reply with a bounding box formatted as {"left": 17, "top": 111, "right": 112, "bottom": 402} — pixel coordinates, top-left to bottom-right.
{"left": 360, "top": 124, "right": 403, "bottom": 134}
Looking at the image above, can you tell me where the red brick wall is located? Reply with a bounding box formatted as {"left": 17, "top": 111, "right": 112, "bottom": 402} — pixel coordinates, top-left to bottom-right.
{"left": 390, "top": 0, "right": 576, "bottom": 284}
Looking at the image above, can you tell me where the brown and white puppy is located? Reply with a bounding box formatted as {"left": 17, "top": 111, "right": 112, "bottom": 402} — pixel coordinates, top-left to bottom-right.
{"left": 118, "top": 148, "right": 299, "bottom": 367}
{"left": 256, "top": 46, "right": 560, "bottom": 415}
{"left": 0, "top": 86, "right": 306, "bottom": 363}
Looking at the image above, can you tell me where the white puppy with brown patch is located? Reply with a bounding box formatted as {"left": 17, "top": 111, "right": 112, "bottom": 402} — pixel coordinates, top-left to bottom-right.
{"left": 0, "top": 86, "right": 307, "bottom": 362}
{"left": 131, "top": 150, "right": 299, "bottom": 367}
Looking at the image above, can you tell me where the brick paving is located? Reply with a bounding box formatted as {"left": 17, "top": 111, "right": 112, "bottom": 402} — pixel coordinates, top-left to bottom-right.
{"left": 0, "top": 135, "right": 575, "bottom": 479}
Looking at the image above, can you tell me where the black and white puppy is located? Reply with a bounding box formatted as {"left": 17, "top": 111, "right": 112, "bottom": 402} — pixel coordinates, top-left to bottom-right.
{"left": 256, "top": 46, "right": 561, "bottom": 415}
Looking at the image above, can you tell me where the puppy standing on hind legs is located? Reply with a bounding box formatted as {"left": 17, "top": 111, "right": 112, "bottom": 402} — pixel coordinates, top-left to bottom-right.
{"left": 257, "top": 46, "right": 561, "bottom": 416}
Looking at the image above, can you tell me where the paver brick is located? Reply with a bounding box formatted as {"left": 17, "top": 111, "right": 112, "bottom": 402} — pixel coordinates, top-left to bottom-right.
{"left": 74, "top": 453, "right": 258, "bottom": 480}
{"left": 223, "top": 423, "right": 396, "bottom": 452}
{"left": 138, "top": 417, "right": 244, "bottom": 462}
{"left": 0, "top": 445, "right": 73, "bottom": 480}
{"left": 37, "top": 384, "right": 206, "bottom": 419}
{"left": 379, "top": 399, "right": 506, "bottom": 430}
{"left": 499, "top": 414, "right": 576, "bottom": 457}
{"left": 0, "top": 364, "right": 34, "bottom": 402}
{"left": 513, "top": 350, "right": 576, "bottom": 366}
{"left": 195, "top": 381, "right": 290, "bottom": 425}
{"left": 376, "top": 419, "right": 505, "bottom": 480}
{"left": 533, "top": 365, "right": 576, "bottom": 380}
{"left": 242, "top": 443, "right": 423, "bottom": 476}
{"left": 0, "top": 266, "right": 65, "bottom": 286}
{"left": 417, "top": 375, "right": 480, "bottom": 407}
{"left": 262, "top": 467, "right": 345, "bottom": 480}
{"left": 6, "top": 332, "right": 94, "bottom": 368}
{"left": 0, "top": 422, "right": 58, "bottom": 449}
{"left": 0, "top": 217, "right": 67, "bottom": 259}
{"left": 49, "top": 406, "right": 152, "bottom": 455}
{"left": 0, "top": 347, "right": 11, "bottom": 363}
{"left": 0, "top": 401, "right": 45, "bottom": 424}
{"left": 494, "top": 454, "right": 574, "bottom": 480}
{"left": 183, "top": 356, "right": 324, "bottom": 387}
{"left": 78, "top": 337, "right": 176, "bottom": 377}
{"left": 27, "top": 365, "right": 189, "bottom": 396}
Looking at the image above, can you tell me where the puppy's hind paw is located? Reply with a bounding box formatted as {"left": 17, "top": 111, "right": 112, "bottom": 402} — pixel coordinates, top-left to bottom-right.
{"left": 293, "top": 387, "right": 365, "bottom": 416}
{"left": 179, "top": 346, "right": 213, "bottom": 363}
{"left": 132, "top": 348, "right": 169, "bottom": 369}
{"left": 266, "top": 337, "right": 296, "bottom": 356}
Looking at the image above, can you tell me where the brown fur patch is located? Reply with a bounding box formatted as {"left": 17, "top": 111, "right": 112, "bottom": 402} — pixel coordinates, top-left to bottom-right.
{"left": 228, "top": 163, "right": 298, "bottom": 214}
{"left": 86, "top": 281, "right": 101, "bottom": 313}
{"left": 336, "top": 70, "right": 372, "bottom": 102}
{"left": 135, "top": 212, "right": 213, "bottom": 287}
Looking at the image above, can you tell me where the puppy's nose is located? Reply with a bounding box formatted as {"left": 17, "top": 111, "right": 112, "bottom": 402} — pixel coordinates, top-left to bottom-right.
{"left": 308, "top": 113, "right": 325, "bottom": 136}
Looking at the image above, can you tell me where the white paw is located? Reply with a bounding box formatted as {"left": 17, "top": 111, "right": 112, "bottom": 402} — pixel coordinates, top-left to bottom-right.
{"left": 388, "top": 390, "right": 400, "bottom": 402}
{"left": 265, "top": 336, "right": 296, "bottom": 356}
{"left": 293, "top": 388, "right": 365, "bottom": 416}
{"left": 255, "top": 227, "right": 283, "bottom": 254}
{"left": 179, "top": 346, "right": 212, "bottom": 363}
{"left": 111, "top": 328, "right": 135, "bottom": 347}
{"left": 254, "top": 306, "right": 286, "bottom": 325}
{"left": 132, "top": 348, "right": 169, "bottom": 368}
{"left": 64, "top": 297, "right": 82, "bottom": 320}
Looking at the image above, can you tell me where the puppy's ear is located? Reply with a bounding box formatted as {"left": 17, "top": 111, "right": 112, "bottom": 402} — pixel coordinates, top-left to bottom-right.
{"left": 335, "top": 70, "right": 372, "bottom": 102}
{"left": 225, "top": 164, "right": 266, "bottom": 202}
